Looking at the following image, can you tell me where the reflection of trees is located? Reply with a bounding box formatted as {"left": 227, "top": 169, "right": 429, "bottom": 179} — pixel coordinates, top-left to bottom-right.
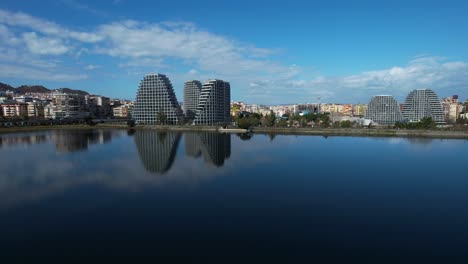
{"left": 406, "top": 137, "right": 433, "bottom": 145}
{"left": 268, "top": 133, "right": 276, "bottom": 142}
{"left": 53, "top": 130, "right": 116, "bottom": 153}
{"left": 184, "top": 132, "right": 231, "bottom": 167}
{"left": 237, "top": 133, "right": 253, "bottom": 141}
{"left": 134, "top": 130, "right": 181, "bottom": 174}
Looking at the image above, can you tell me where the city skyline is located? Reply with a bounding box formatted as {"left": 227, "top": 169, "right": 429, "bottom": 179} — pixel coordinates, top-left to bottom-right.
{"left": 1, "top": 1, "right": 468, "bottom": 104}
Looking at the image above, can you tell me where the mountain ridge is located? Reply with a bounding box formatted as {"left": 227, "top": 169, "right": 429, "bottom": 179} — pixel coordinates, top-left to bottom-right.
{"left": 0, "top": 82, "right": 89, "bottom": 95}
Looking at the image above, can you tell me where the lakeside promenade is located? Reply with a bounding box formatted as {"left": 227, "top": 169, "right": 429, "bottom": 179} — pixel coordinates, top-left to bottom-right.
{"left": 1, "top": 124, "right": 468, "bottom": 139}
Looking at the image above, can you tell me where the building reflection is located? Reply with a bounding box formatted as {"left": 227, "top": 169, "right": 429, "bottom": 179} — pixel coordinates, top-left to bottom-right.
{"left": 185, "top": 132, "right": 231, "bottom": 167}
{"left": 0, "top": 134, "right": 48, "bottom": 147}
{"left": 134, "top": 130, "right": 181, "bottom": 174}
{"left": 0, "top": 129, "right": 120, "bottom": 152}
{"left": 53, "top": 129, "right": 117, "bottom": 153}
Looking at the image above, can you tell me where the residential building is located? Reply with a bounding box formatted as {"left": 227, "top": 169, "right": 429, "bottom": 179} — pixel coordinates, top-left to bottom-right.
{"left": 1, "top": 103, "right": 28, "bottom": 118}
{"left": 133, "top": 73, "right": 183, "bottom": 124}
{"left": 441, "top": 95, "right": 463, "bottom": 123}
{"left": 343, "top": 104, "right": 353, "bottom": 116}
{"left": 194, "top": 79, "right": 231, "bottom": 125}
{"left": 26, "top": 102, "right": 44, "bottom": 118}
{"left": 364, "top": 95, "right": 403, "bottom": 125}
{"left": 402, "top": 89, "right": 445, "bottom": 124}
{"left": 113, "top": 104, "right": 133, "bottom": 118}
{"left": 13, "top": 96, "right": 33, "bottom": 103}
{"left": 353, "top": 104, "right": 367, "bottom": 117}
{"left": 296, "top": 103, "right": 321, "bottom": 114}
{"left": 51, "top": 92, "right": 88, "bottom": 119}
{"left": 183, "top": 80, "right": 202, "bottom": 120}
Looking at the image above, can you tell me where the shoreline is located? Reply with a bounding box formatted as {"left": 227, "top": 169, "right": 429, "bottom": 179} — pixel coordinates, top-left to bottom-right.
{"left": 1, "top": 124, "right": 468, "bottom": 139}
{"left": 252, "top": 127, "right": 468, "bottom": 139}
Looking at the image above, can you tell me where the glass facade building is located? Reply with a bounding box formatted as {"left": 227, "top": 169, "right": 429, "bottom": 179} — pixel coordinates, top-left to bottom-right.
{"left": 365, "top": 95, "right": 403, "bottom": 125}
{"left": 133, "top": 74, "right": 183, "bottom": 125}
{"left": 194, "top": 80, "right": 231, "bottom": 125}
{"left": 183, "top": 80, "right": 202, "bottom": 121}
{"left": 402, "top": 89, "right": 445, "bottom": 124}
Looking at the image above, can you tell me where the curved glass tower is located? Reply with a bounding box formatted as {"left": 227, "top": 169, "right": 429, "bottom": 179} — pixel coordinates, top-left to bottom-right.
{"left": 365, "top": 95, "right": 403, "bottom": 125}
{"left": 133, "top": 74, "right": 183, "bottom": 125}
{"left": 183, "top": 80, "right": 202, "bottom": 120}
{"left": 402, "top": 89, "right": 445, "bottom": 124}
{"left": 194, "top": 80, "right": 231, "bottom": 125}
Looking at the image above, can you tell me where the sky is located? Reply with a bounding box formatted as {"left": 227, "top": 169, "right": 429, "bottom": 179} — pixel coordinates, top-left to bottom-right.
{"left": 0, "top": 0, "right": 468, "bottom": 104}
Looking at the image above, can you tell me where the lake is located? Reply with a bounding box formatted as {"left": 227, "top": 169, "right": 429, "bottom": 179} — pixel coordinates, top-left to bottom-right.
{"left": 0, "top": 129, "right": 467, "bottom": 260}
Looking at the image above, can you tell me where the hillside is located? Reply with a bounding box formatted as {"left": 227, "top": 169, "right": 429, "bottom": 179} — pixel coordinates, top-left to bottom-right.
{"left": 15, "top": 85, "right": 50, "bottom": 94}
{"left": 55, "top": 88, "right": 89, "bottom": 95}
{"left": 0, "top": 82, "right": 89, "bottom": 95}
{"left": 0, "top": 82, "right": 15, "bottom": 92}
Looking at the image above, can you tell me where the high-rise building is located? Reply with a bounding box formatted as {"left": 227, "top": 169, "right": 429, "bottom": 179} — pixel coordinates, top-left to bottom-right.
{"left": 364, "top": 95, "right": 403, "bottom": 125}
{"left": 183, "top": 80, "right": 202, "bottom": 120}
{"left": 194, "top": 80, "right": 231, "bottom": 125}
{"left": 133, "top": 74, "right": 183, "bottom": 125}
{"left": 402, "top": 89, "right": 445, "bottom": 124}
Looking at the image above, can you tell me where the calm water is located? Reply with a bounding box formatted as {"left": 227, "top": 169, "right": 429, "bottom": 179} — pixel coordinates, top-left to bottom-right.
{"left": 1, "top": 129, "right": 468, "bottom": 260}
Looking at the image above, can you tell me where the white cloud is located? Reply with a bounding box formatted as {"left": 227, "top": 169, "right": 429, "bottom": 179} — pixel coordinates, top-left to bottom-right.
{"left": 22, "top": 32, "right": 69, "bottom": 55}
{"left": 0, "top": 8, "right": 467, "bottom": 102}
{"left": 84, "top": 64, "right": 101, "bottom": 70}
{"left": 94, "top": 20, "right": 282, "bottom": 76}
{"left": 0, "top": 9, "right": 103, "bottom": 43}
{"left": 246, "top": 56, "right": 468, "bottom": 104}
{"left": 0, "top": 64, "right": 88, "bottom": 81}
{"left": 188, "top": 69, "right": 198, "bottom": 75}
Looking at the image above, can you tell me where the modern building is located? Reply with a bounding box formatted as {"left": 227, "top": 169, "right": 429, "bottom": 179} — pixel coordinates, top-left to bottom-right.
{"left": 402, "top": 89, "right": 445, "bottom": 124}
{"left": 364, "top": 95, "right": 403, "bottom": 125}
{"left": 194, "top": 80, "right": 231, "bottom": 125}
{"left": 183, "top": 80, "right": 202, "bottom": 120}
{"left": 133, "top": 74, "right": 183, "bottom": 125}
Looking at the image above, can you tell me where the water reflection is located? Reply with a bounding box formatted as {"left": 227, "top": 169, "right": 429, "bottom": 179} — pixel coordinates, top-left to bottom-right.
{"left": 0, "top": 129, "right": 122, "bottom": 152}
{"left": 0, "top": 133, "right": 48, "bottom": 147}
{"left": 237, "top": 133, "right": 253, "bottom": 141}
{"left": 184, "top": 132, "right": 231, "bottom": 167}
{"left": 134, "top": 130, "right": 181, "bottom": 174}
{"left": 54, "top": 130, "right": 114, "bottom": 153}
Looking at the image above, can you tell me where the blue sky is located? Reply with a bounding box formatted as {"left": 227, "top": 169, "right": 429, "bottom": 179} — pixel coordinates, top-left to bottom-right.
{"left": 1, "top": 0, "right": 468, "bottom": 104}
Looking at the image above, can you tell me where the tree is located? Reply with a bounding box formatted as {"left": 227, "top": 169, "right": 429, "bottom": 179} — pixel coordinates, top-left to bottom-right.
{"left": 237, "top": 115, "right": 260, "bottom": 129}
{"left": 157, "top": 112, "right": 167, "bottom": 125}
{"left": 277, "top": 119, "right": 288, "bottom": 127}
{"left": 85, "top": 116, "right": 96, "bottom": 126}
{"left": 341, "top": 120, "right": 352, "bottom": 128}
{"left": 127, "top": 119, "right": 136, "bottom": 128}
{"left": 265, "top": 110, "right": 276, "bottom": 127}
